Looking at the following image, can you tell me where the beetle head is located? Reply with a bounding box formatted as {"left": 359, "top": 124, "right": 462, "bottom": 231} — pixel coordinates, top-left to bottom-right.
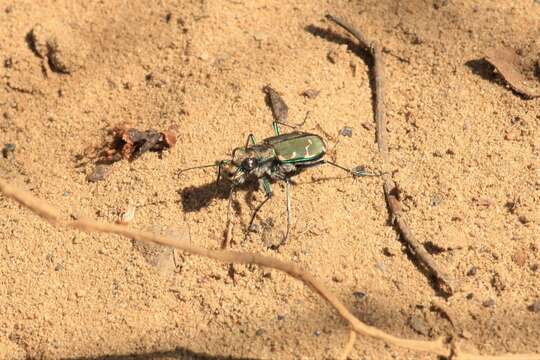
{"left": 223, "top": 147, "right": 260, "bottom": 185}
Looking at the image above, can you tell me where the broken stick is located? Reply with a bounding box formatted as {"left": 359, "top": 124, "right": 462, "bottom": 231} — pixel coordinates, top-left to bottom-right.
{"left": 326, "top": 14, "right": 456, "bottom": 296}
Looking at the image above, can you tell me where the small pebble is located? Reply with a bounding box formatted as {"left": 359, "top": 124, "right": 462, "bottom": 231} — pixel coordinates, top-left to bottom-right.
{"left": 466, "top": 293, "right": 474, "bottom": 300}
{"left": 512, "top": 249, "right": 527, "bottom": 267}
{"left": 482, "top": 299, "right": 495, "bottom": 308}
{"left": 255, "top": 329, "right": 264, "bottom": 336}
{"left": 72, "top": 235, "right": 82, "bottom": 244}
{"left": 504, "top": 128, "right": 521, "bottom": 141}
{"left": 87, "top": 164, "right": 112, "bottom": 182}
{"left": 332, "top": 274, "right": 344, "bottom": 283}
{"left": 491, "top": 271, "right": 507, "bottom": 292}
{"left": 375, "top": 261, "right": 386, "bottom": 272}
{"left": 408, "top": 315, "right": 430, "bottom": 336}
{"left": 2, "top": 143, "right": 15, "bottom": 158}
{"left": 301, "top": 89, "right": 320, "bottom": 99}
{"left": 164, "top": 12, "right": 173, "bottom": 23}
{"left": 248, "top": 223, "right": 260, "bottom": 233}
{"left": 327, "top": 50, "right": 339, "bottom": 64}
{"left": 433, "top": 0, "right": 449, "bottom": 9}
{"left": 529, "top": 300, "right": 540, "bottom": 313}
{"left": 430, "top": 194, "right": 443, "bottom": 206}
{"left": 518, "top": 215, "right": 530, "bottom": 225}
{"left": 314, "top": 330, "right": 321, "bottom": 337}
{"left": 339, "top": 126, "right": 353, "bottom": 137}
{"left": 467, "top": 266, "right": 478, "bottom": 276}
{"left": 361, "top": 122, "right": 374, "bottom": 130}
{"left": 62, "top": 191, "right": 70, "bottom": 197}
{"left": 54, "top": 263, "right": 64, "bottom": 272}
{"left": 277, "top": 314, "right": 285, "bottom": 321}
{"left": 382, "top": 247, "right": 395, "bottom": 257}
{"left": 118, "top": 205, "right": 136, "bottom": 224}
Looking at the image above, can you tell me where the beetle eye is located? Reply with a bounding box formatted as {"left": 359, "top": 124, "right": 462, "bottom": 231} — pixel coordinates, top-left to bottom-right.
{"left": 242, "top": 158, "right": 257, "bottom": 171}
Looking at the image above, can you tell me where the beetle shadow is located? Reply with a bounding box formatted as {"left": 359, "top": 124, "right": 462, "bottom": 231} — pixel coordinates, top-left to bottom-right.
{"left": 179, "top": 178, "right": 260, "bottom": 213}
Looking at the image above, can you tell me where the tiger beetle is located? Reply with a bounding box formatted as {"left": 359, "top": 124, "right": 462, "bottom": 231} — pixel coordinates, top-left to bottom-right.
{"left": 182, "top": 87, "right": 377, "bottom": 249}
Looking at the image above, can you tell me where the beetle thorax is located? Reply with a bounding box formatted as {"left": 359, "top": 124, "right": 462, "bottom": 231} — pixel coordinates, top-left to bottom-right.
{"left": 225, "top": 146, "right": 274, "bottom": 184}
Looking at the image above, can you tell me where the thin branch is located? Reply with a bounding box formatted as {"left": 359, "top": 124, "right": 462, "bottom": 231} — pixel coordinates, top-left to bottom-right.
{"left": 326, "top": 14, "right": 456, "bottom": 296}
{"left": 339, "top": 328, "right": 357, "bottom": 360}
{"left": 2, "top": 181, "right": 539, "bottom": 359}
{"left": 0, "top": 179, "right": 447, "bottom": 355}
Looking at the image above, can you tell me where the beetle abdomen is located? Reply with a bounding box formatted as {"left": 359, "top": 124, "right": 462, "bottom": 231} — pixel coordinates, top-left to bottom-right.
{"left": 268, "top": 132, "right": 326, "bottom": 164}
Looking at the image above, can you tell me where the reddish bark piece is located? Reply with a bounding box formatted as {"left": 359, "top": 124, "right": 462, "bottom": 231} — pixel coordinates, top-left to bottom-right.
{"left": 87, "top": 125, "right": 177, "bottom": 182}
{"left": 484, "top": 47, "right": 540, "bottom": 98}
{"left": 109, "top": 124, "right": 176, "bottom": 161}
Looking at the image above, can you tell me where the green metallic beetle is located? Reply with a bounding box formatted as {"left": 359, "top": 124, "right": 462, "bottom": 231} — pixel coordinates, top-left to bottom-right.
{"left": 182, "top": 89, "right": 375, "bottom": 248}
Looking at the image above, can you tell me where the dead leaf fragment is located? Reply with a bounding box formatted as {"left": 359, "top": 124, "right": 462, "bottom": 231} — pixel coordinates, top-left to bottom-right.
{"left": 484, "top": 47, "right": 540, "bottom": 98}
{"left": 263, "top": 85, "right": 288, "bottom": 123}
{"left": 87, "top": 164, "right": 112, "bottom": 182}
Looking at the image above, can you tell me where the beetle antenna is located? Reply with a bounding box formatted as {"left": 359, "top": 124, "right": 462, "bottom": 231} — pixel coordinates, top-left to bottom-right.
{"left": 275, "top": 111, "right": 310, "bottom": 130}
{"left": 179, "top": 160, "right": 231, "bottom": 174}
{"left": 324, "top": 161, "right": 381, "bottom": 177}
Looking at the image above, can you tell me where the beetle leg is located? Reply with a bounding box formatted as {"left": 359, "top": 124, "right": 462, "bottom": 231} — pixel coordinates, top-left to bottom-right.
{"left": 245, "top": 133, "right": 257, "bottom": 148}
{"left": 260, "top": 176, "right": 273, "bottom": 197}
{"left": 271, "top": 178, "right": 292, "bottom": 250}
{"left": 247, "top": 177, "right": 273, "bottom": 232}
{"left": 323, "top": 160, "right": 379, "bottom": 177}
{"left": 214, "top": 161, "right": 223, "bottom": 197}
{"left": 223, "top": 184, "right": 236, "bottom": 249}
{"left": 283, "top": 178, "right": 292, "bottom": 246}
{"left": 272, "top": 121, "right": 281, "bottom": 136}
{"left": 269, "top": 163, "right": 296, "bottom": 180}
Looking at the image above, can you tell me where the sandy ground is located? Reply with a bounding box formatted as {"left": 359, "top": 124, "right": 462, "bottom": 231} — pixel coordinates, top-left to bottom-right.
{"left": 0, "top": 0, "right": 539, "bottom": 359}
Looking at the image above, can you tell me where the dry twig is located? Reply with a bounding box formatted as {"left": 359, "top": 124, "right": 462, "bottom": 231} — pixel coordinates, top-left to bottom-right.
{"left": 326, "top": 14, "right": 456, "bottom": 296}
{"left": 339, "top": 328, "right": 357, "bottom": 360}
{"left": 2, "top": 179, "right": 540, "bottom": 359}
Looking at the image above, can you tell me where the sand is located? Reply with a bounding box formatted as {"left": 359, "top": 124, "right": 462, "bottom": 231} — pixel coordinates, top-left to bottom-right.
{"left": 0, "top": 0, "right": 539, "bottom": 359}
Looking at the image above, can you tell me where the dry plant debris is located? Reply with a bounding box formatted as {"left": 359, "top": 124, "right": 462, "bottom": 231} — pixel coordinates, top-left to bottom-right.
{"left": 1, "top": 179, "right": 540, "bottom": 359}
{"left": 87, "top": 124, "right": 176, "bottom": 182}
{"left": 105, "top": 124, "right": 177, "bottom": 162}
{"left": 484, "top": 46, "right": 540, "bottom": 98}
